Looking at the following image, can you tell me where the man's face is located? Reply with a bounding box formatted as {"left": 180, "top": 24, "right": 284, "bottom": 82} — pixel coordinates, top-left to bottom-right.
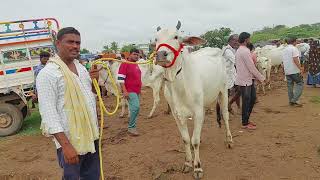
{"left": 230, "top": 37, "right": 239, "bottom": 49}
{"left": 56, "top": 34, "right": 81, "bottom": 60}
{"left": 292, "top": 39, "right": 298, "bottom": 46}
{"left": 129, "top": 52, "right": 139, "bottom": 62}
{"left": 40, "top": 57, "right": 49, "bottom": 65}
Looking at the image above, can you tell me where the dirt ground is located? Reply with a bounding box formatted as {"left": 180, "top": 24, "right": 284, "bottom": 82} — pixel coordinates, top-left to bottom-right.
{"left": 1, "top": 73, "right": 320, "bottom": 180}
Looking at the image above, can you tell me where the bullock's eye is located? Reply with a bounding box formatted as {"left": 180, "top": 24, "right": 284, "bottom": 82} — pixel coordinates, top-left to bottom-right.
{"left": 174, "top": 36, "right": 178, "bottom": 39}
{"left": 155, "top": 38, "right": 158, "bottom": 42}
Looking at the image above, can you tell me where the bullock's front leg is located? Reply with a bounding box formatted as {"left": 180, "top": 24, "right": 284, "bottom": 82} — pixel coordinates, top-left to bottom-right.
{"left": 262, "top": 82, "right": 266, "bottom": 95}
{"left": 192, "top": 108, "right": 205, "bottom": 179}
{"left": 267, "top": 68, "right": 271, "bottom": 90}
{"left": 165, "top": 103, "right": 171, "bottom": 114}
{"left": 274, "top": 66, "right": 279, "bottom": 73}
{"left": 119, "top": 97, "right": 126, "bottom": 118}
{"left": 173, "top": 112, "right": 193, "bottom": 173}
{"left": 148, "top": 87, "right": 160, "bottom": 118}
{"left": 267, "top": 80, "right": 271, "bottom": 90}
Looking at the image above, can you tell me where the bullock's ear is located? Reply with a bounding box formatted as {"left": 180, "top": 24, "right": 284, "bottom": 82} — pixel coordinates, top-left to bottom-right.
{"left": 182, "top": 37, "right": 206, "bottom": 46}
{"left": 176, "top": 20, "right": 181, "bottom": 30}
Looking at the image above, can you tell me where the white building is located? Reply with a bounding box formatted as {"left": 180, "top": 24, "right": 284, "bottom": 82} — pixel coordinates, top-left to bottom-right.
{"left": 136, "top": 43, "right": 150, "bottom": 55}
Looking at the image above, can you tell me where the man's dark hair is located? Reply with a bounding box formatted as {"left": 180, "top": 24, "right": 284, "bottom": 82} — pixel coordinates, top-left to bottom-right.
{"left": 238, "top": 32, "right": 251, "bottom": 43}
{"left": 303, "top": 39, "right": 308, "bottom": 43}
{"left": 121, "top": 53, "right": 125, "bottom": 59}
{"left": 287, "top": 37, "right": 297, "bottom": 44}
{"left": 247, "top": 43, "right": 254, "bottom": 51}
{"left": 130, "top": 48, "right": 140, "bottom": 54}
{"left": 228, "top": 34, "right": 238, "bottom": 43}
{"left": 40, "top": 51, "right": 51, "bottom": 59}
{"left": 56, "top": 27, "right": 80, "bottom": 40}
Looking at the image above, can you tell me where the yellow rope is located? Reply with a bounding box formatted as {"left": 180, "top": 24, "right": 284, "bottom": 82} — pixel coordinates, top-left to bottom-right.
{"left": 92, "top": 52, "right": 155, "bottom": 180}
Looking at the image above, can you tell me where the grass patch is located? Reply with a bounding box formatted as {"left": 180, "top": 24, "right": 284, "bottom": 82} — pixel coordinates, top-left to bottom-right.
{"left": 19, "top": 109, "right": 41, "bottom": 136}
{"left": 310, "top": 96, "right": 320, "bottom": 104}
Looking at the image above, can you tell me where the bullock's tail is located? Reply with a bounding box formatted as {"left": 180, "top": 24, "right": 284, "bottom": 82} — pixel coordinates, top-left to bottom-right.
{"left": 216, "top": 103, "right": 222, "bottom": 128}
{"left": 216, "top": 93, "right": 222, "bottom": 128}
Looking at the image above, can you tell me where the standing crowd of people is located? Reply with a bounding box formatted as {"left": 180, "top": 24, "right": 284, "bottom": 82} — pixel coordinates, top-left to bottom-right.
{"left": 221, "top": 32, "right": 313, "bottom": 130}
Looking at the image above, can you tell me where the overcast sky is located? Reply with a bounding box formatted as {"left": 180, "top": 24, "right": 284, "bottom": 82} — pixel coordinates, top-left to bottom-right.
{"left": 2, "top": 0, "right": 319, "bottom": 52}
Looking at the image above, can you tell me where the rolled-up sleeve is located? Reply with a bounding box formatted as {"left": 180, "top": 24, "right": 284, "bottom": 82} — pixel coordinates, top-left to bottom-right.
{"left": 36, "top": 71, "right": 64, "bottom": 134}
{"left": 117, "top": 63, "right": 127, "bottom": 83}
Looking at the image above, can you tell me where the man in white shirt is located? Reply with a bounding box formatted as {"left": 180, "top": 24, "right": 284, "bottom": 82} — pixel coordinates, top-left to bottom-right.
{"left": 216, "top": 34, "right": 239, "bottom": 126}
{"left": 37, "top": 27, "right": 101, "bottom": 179}
{"left": 282, "top": 37, "right": 304, "bottom": 107}
{"left": 222, "top": 34, "right": 238, "bottom": 91}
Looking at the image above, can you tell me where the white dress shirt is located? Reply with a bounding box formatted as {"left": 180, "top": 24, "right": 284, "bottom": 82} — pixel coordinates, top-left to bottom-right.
{"left": 36, "top": 59, "right": 98, "bottom": 149}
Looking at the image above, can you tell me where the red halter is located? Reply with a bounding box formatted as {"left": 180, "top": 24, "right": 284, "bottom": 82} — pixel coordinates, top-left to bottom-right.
{"left": 156, "top": 43, "right": 184, "bottom": 68}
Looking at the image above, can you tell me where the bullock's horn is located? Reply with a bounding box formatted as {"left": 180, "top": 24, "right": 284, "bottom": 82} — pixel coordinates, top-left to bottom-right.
{"left": 176, "top": 20, "right": 181, "bottom": 30}
{"left": 157, "top": 26, "right": 161, "bottom": 32}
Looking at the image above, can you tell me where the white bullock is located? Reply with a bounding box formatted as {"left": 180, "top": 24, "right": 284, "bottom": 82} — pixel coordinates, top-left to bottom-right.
{"left": 98, "top": 60, "right": 165, "bottom": 119}
{"left": 256, "top": 56, "right": 272, "bottom": 94}
{"left": 255, "top": 45, "right": 286, "bottom": 73}
{"left": 155, "top": 21, "right": 232, "bottom": 179}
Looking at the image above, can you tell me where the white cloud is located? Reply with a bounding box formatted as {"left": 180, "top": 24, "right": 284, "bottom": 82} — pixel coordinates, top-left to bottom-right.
{"left": 1, "top": 0, "right": 319, "bottom": 51}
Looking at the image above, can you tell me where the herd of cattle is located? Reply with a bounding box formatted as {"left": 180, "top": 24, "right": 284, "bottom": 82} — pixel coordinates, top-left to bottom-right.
{"left": 97, "top": 22, "right": 308, "bottom": 179}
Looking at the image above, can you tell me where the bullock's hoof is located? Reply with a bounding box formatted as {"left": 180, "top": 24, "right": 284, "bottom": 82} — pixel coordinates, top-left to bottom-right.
{"left": 225, "top": 139, "right": 233, "bottom": 149}
{"left": 147, "top": 115, "right": 153, "bottom": 119}
{"left": 119, "top": 115, "right": 125, "bottom": 118}
{"left": 227, "top": 142, "right": 233, "bottom": 149}
{"left": 193, "top": 169, "right": 203, "bottom": 179}
{"left": 182, "top": 163, "right": 192, "bottom": 173}
{"left": 268, "top": 87, "right": 271, "bottom": 90}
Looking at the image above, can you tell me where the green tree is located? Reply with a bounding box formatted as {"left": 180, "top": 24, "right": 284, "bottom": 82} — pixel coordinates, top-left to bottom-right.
{"left": 251, "top": 22, "right": 320, "bottom": 43}
{"left": 102, "top": 45, "right": 111, "bottom": 53}
{"left": 120, "top": 44, "right": 136, "bottom": 52}
{"left": 110, "top": 41, "right": 119, "bottom": 52}
{"left": 200, "top": 27, "right": 232, "bottom": 48}
{"left": 80, "top": 48, "right": 90, "bottom": 54}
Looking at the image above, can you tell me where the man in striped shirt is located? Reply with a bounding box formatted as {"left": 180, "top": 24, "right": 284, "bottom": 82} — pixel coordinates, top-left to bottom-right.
{"left": 118, "top": 48, "right": 142, "bottom": 136}
{"left": 37, "top": 27, "right": 101, "bottom": 179}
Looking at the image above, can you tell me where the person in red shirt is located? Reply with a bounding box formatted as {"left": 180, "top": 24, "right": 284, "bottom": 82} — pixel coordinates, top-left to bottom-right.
{"left": 118, "top": 48, "right": 142, "bottom": 136}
